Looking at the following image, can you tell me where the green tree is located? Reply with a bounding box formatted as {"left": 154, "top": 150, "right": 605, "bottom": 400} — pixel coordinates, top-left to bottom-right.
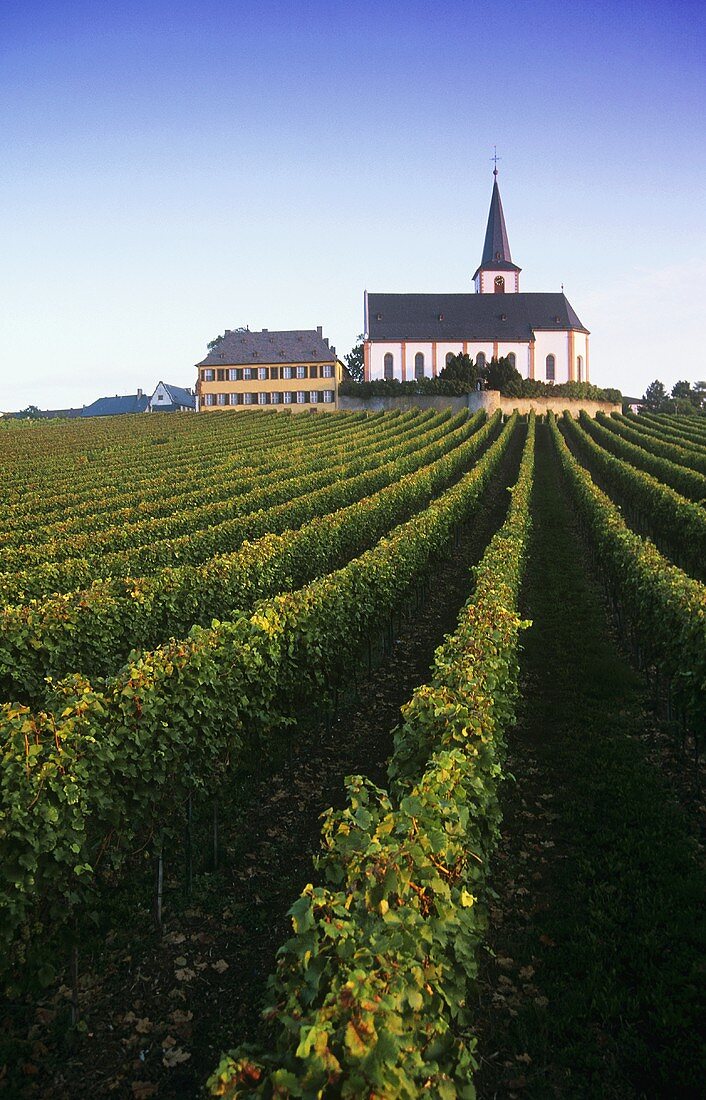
{"left": 438, "top": 353, "right": 482, "bottom": 385}
{"left": 643, "top": 379, "right": 667, "bottom": 411}
{"left": 344, "top": 335, "right": 365, "bottom": 383}
{"left": 485, "top": 355, "right": 522, "bottom": 393}
{"left": 207, "top": 326, "right": 248, "bottom": 352}
{"left": 671, "top": 380, "right": 692, "bottom": 401}
{"left": 692, "top": 381, "right": 706, "bottom": 411}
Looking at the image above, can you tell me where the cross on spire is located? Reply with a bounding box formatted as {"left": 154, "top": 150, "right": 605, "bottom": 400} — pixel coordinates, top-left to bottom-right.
{"left": 491, "top": 145, "right": 501, "bottom": 178}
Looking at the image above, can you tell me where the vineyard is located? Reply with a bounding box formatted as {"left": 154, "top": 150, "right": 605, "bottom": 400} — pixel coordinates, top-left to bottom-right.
{"left": 0, "top": 407, "right": 703, "bottom": 1098}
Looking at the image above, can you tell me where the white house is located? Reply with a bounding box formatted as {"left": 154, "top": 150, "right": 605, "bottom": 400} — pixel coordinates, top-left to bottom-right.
{"left": 148, "top": 382, "right": 196, "bottom": 412}
{"left": 364, "top": 170, "right": 590, "bottom": 385}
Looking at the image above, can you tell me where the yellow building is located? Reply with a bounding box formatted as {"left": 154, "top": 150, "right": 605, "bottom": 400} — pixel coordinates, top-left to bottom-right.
{"left": 196, "top": 326, "right": 345, "bottom": 411}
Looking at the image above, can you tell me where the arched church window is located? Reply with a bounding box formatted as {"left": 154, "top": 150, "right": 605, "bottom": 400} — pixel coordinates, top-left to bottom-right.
{"left": 546, "top": 354, "right": 556, "bottom": 382}
{"left": 415, "top": 352, "right": 425, "bottom": 380}
{"left": 494, "top": 276, "right": 505, "bottom": 294}
{"left": 383, "top": 353, "right": 394, "bottom": 381}
{"left": 576, "top": 355, "right": 583, "bottom": 382}
{"left": 507, "top": 353, "right": 516, "bottom": 369}
{"left": 476, "top": 352, "right": 486, "bottom": 370}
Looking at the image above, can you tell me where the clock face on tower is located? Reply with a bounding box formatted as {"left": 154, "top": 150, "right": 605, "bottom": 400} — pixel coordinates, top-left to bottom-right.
{"left": 495, "top": 275, "right": 505, "bottom": 293}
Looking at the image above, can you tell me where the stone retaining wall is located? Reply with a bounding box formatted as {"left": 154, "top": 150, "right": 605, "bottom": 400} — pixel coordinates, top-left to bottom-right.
{"left": 337, "top": 390, "right": 621, "bottom": 418}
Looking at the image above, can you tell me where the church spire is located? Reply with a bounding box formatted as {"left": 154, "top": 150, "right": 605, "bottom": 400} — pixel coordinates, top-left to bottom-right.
{"left": 481, "top": 175, "right": 513, "bottom": 265}
{"left": 473, "top": 165, "right": 522, "bottom": 294}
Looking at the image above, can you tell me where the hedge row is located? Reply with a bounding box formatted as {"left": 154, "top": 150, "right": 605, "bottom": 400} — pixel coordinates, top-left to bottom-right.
{"left": 597, "top": 413, "right": 706, "bottom": 477}
{"left": 0, "top": 410, "right": 450, "bottom": 567}
{"left": 207, "top": 415, "right": 535, "bottom": 1099}
{"left": 550, "top": 413, "right": 706, "bottom": 733}
{"left": 0, "top": 411, "right": 472, "bottom": 603}
{"left": 562, "top": 413, "right": 706, "bottom": 582}
{"left": 0, "top": 415, "right": 518, "bottom": 983}
{"left": 0, "top": 408, "right": 351, "bottom": 515}
{"left": 628, "top": 411, "right": 706, "bottom": 453}
{"left": 0, "top": 407, "right": 394, "bottom": 543}
{"left": 580, "top": 413, "right": 706, "bottom": 503}
{"left": 0, "top": 412, "right": 497, "bottom": 705}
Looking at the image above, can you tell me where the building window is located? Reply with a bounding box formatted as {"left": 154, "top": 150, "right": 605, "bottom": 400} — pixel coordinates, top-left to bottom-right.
{"left": 322, "top": 364, "right": 334, "bottom": 378}
{"left": 546, "top": 354, "right": 556, "bottom": 382}
{"left": 310, "top": 365, "right": 319, "bottom": 378}
{"left": 227, "top": 369, "right": 238, "bottom": 381}
{"left": 271, "top": 391, "right": 282, "bottom": 404}
{"left": 257, "top": 391, "right": 268, "bottom": 404}
{"left": 243, "top": 392, "right": 254, "bottom": 405}
{"left": 296, "top": 365, "right": 307, "bottom": 379}
{"left": 217, "top": 368, "right": 225, "bottom": 381}
{"left": 157, "top": 394, "right": 163, "bottom": 401}
{"left": 282, "top": 366, "right": 293, "bottom": 379}
{"left": 415, "top": 352, "right": 425, "bottom": 379}
{"left": 507, "top": 353, "right": 516, "bottom": 369}
{"left": 310, "top": 391, "right": 320, "bottom": 403}
{"left": 296, "top": 390, "right": 307, "bottom": 403}
{"left": 229, "top": 393, "right": 239, "bottom": 405}
{"left": 476, "top": 352, "right": 486, "bottom": 370}
{"left": 494, "top": 276, "right": 505, "bottom": 293}
{"left": 283, "top": 391, "right": 293, "bottom": 404}
{"left": 577, "top": 355, "right": 583, "bottom": 382}
{"left": 323, "top": 389, "right": 334, "bottom": 403}
{"left": 202, "top": 369, "right": 215, "bottom": 382}
{"left": 203, "top": 393, "right": 215, "bottom": 406}
{"left": 257, "top": 367, "right": 268, "bottom": 380}
{"left": 383, "top": 353, "right": 393, "bottom": 380}
{"left": 217, "top": 392, "right": 227, "bottom": 405}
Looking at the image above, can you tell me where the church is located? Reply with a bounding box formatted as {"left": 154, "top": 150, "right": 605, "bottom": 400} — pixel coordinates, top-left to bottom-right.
{"left": 363, "top": 170, "right": 590, "bottom": 385}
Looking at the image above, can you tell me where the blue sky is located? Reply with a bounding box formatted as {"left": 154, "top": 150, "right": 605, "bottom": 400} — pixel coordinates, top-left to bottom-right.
{"left": 1, "top": 0, "right": 705, "bottom": 409}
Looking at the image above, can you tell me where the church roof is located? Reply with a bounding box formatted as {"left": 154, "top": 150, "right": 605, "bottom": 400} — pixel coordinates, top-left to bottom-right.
{"left": 366, "top": 292, "right": 589, "bottom": 341}
{"left": 197, "top": 328, "right": 337, "bottom": 367}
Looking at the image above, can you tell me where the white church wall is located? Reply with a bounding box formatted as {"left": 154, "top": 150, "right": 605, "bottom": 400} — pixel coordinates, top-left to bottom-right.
{"left": 369, "top": 342, "right": 403, "bottom": 381}
{"left": 533, "top": 331, "right": 570, "bottom": 384}
{"left": 368, "top": 340, "right": 539, "bottom": 381}
{"left": 573, "top": 332, "right": 589, "bottom": 382}
{"left": 404, "top": 342, "right": 436, "bottom": 378}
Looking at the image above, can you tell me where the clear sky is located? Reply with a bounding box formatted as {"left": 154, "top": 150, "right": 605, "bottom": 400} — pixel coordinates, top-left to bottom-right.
{"left": 1, "top": 0, "right": 705, "bottom": 409}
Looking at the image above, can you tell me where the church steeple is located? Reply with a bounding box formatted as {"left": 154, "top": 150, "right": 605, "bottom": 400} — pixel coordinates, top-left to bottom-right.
{"left": 473, "top": 168, "right": 522, "bottom": 294}
{"left": 481, "top": 173, "right": 513, "bottom": 265}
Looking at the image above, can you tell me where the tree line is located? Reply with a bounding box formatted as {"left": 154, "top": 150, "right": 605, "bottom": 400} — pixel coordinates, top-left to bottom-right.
{"left": 642, "top": 379, "right": 706, "bottom": 416}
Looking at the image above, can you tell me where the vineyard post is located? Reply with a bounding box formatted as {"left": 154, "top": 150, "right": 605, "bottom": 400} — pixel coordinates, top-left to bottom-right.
{"left": 186, "top": 794, "right": 193, "bottom": 897}
{"left": 153, "top": 841, "right": 164, "bottom": 930}
{"left": 212, "top": 802, "right": 219, "bottom": 871}
{"left": 70, "top": 923, "right": 80, "bottom": 1026}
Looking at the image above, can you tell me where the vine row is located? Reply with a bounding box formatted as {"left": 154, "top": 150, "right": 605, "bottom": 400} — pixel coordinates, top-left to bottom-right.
{"left": 208, "top": 416, "right": 535, "bottom": 1098}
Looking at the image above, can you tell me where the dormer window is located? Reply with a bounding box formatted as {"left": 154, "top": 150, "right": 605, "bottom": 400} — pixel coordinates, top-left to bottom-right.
{"left": 438, "top": 313, "right": 444, "bottom": 321}
{"left": 500, "top": 312, "right": 507, "bottom": 321}
{"left": 376, "top": 312, "right": 383, "bottom": 321}
{"left": 494, "top": 276, "right": 505, "bottom": 294}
